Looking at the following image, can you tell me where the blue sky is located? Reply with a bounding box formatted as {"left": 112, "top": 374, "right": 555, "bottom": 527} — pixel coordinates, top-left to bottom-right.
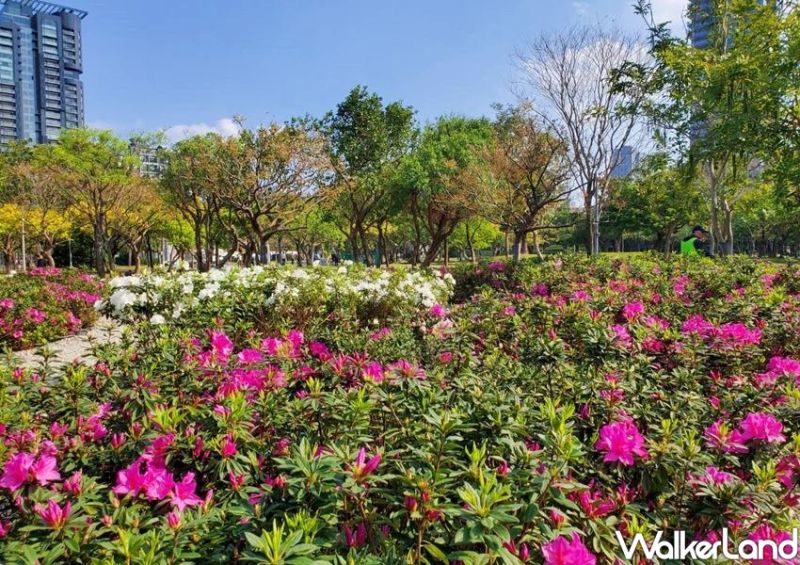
{"left": 77, "top": 0, "right": 686, "bottom": 141}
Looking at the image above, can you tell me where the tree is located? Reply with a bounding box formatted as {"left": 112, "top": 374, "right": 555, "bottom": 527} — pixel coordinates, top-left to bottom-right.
{"left": 287, "top": 206, "right": 344, "bottom": 264}
{"left": 488, "top": 103, "right": 573, "bottom": 261}
{"left": 0, "top": 203, "right": 22, "bottom": 271}
{"left": 393, "top": 116, "right": 494, "bottom": 266}
{"left": 46, "top": 129, "right": 141, "bottom": 276}
{"left": 0, "top": 142, "right": 72, "bottom": 267}
{"left": 160, "top": 134, "right": 222, "bottom": 272}
{"left": 516, "top": 25, "right": 647, "bottom": 255}
{"left": 214, "top": 120, "right": 330, "bottom": 265}
{"left": 607, "top": 153, "right": 705, "bottom": 253}
{"left": 107, "top": 176, "right": 165, "bottom": 272}
{"left": 629, "top": 0, "right": 798, "bottom": 255}
{"left": 322, "top": 86, "right": 415, "bottom": 265}
{"left": 153, "top": 216, "right": 195, "bottom": 269}
{"left": 450, "top": 218, "right": 501, "bottom": 262}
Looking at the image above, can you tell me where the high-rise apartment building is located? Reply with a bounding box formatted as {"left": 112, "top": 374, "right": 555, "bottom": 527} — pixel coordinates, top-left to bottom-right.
{"left": 611, "top": 145, "right": 639, "bottom": 178}
{"left": 690, "top": 0, "right": 767, "bottom": 49}
{"left": 0, "top": 0, "right": 86, "bottom": 144}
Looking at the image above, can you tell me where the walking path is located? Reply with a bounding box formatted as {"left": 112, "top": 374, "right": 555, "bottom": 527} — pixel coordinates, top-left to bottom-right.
{"left": 7, "top": 318, "right": 122, "bottom": 369}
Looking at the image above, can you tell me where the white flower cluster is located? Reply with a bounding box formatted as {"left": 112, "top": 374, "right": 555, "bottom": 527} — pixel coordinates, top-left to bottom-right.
{"left": 97, "top": 265, "right": 454, "bottom": 325}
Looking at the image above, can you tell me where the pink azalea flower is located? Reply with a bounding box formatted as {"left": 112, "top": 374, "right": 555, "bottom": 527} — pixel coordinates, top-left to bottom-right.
{"left": 113, "top": 461, "right": 148, "bottom": 496}
{"left": 63, "top": 471, "right": 83, "bottom": 495}
{"left": 715, "top": 323, "right": 761, "bottom": 348}
{"left": 430, "top": 304, "right": 447, "bottom": 317}
{"left": 542, "top": 533, "right": 597, "bottom": 565}
{"left": 369, "top": 327, "right": 392, "bottom": 340}
{"left": 344, "top": 523, "right": 368, "bottom": 548}
{"left": 26, "top": 308, "right": 46, "bottom": 323}
{"left": 261, "top": 337, "right": 283, "bottom": 356}
{"left": 703, "top": 420, "right": 747, "bottom": 454}
{"left": 169, "top": 472, "right": 202, "bottom": 511}
{"left": 699, "top": 466, "right": 736, "bottom": 486}
{"left": 351, "top": 447, "right": 381, "bottom": 480}
{"left": 167, "top": 511, "right": 182, "bottom": 530}
{"left": 221, "top": 434, "right": 237, "bottom": 458}
{"left": 111, "top": 433, "right": 126, "bottom": 449}
{"left": 496, "top": 460, "right": 510, "bottom": 476}
{"left": 748, "top": 524, "right": 793, "bottom": 565}
{"left": 362, "top": 362, "right": 384, "bottom": 383}
{"left": 142, "top": 465, "right": 175, "bottom": 500}
{"left": 0, "top": 453, "right": 34, "bottom": 491}
{"left": 49, "top": 422, "right": 68, "bottom": 439}
{"left": 736, "top": 413, "right": 786, "bottom": 444}
{"left": 210, "top": 331, "right": 234, "bottom": 361}
{"left": 681, "top": 314, "right": 715, "bottom": 336}
{"left": 767, "top": 356, "right": 800, "bottom": 381}
{"left": 228, "top": 472, "right": 246, "bottom": 491}
{"left": 621, "top": 301, "right": 644, "bottom": 321}
{"left": 595, "top": 421, "right": 649, "bottom": 466}
{"left": 272, "top": 437, "right": 290, "bottom": 457}
{"left": 673, "top": 275, "right": 689, "bottom": 296}
{"left": 142, "top": 433, "right": 174, "bottom": 466}
{"left": 574, "top": 488, "right": 616, "bottom": 518}
{"left": 610, "top": 324, "right": 632, "bottom": 347}
{"left": 571, "top": 290, "right": 590, "bottom": 302}
{"left": 531, "top": 283, "right": 549, "bottom": 296}
{"left": 36, "top": 499, "right": 71, "bottom": 529}
{"left": 309, "top": 341, "right": 331, "bottom": 360}
{"left": 0, "top": 453, "right": 60, "bottom": 491}
{"left": 642, "top": 315, "right": 670, "bottom": 330}
{"left": 237, "top": 348, "right": 263, "bottom": 365}
{"left": 286, "top": 329, "right": 304, "bottom": 351}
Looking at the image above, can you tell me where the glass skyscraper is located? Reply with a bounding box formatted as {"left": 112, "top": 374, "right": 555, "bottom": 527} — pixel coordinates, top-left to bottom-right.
{"left": 0, "top": 0, "right": 86, "bottom": 144}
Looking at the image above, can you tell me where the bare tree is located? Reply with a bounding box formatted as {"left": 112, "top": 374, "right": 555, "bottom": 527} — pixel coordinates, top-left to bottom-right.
{"left": 516, "top": 25, "right": 647, "bottom": 254}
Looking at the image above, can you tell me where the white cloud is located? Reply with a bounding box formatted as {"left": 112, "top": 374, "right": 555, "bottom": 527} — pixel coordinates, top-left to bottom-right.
{"left": 86, "top": 120, "right": 116, "bottom": 131}
{"left": 573, "top": 1, "right": 591, "bottom": 17}
{"left": 163, "top": 118, "right": 241, "bottom": 144}
{"left": 651, "top": 0, "right": 687, "bottom": 27}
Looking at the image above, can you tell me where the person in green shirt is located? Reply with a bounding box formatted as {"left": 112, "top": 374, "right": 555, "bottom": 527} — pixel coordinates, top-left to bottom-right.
{"left": 680, "top": 225, "right": 713, "bottom": 257}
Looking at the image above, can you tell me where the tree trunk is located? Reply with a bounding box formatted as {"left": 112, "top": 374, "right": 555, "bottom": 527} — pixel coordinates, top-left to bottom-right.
{"left": 584, "top": 194, "right": 593, "bottom": 256}
{"left": 42, "top": 238, "right": 55, "bottom": 267}
{"left": 532, "top": 231, "right": 543, "bottom": 260}
{"left": 193, "top": 218, "right": 206, "bottom": 272}
{"left": 591, "top": 200, "right": 601, "bottom": 255}
{"left": 348, "top": 228, "right": 359, "bottom": 264}
{"left": 512, "top": 230, "right": 525, "bottom": 262}
{"left": 376, "top": 223, "right": 385, "bottom": 267}
{"left": 146, "top": 236, "right": 154, "bottom": 269}
{"left": 132, "top": 243, "right": 142, "bottom": 273}
{"left": 93, "top": 214, "right": 106, "bottom": 277}
{"left": 721, "top": 199, "right": 734, "bottom": 255}
{"left": 359, "top": 227, "right": 372, "bottom": 266}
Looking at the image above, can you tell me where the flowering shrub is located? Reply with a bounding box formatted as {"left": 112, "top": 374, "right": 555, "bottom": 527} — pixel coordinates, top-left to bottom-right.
{"left": 98, "top": 264, "right": 454, "bottom": 337}
{"left": 0, "top": 255, "right": 799, "bottom": 562}
{"left": 0, "top": 268, "right": 101, "bottom": 350}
